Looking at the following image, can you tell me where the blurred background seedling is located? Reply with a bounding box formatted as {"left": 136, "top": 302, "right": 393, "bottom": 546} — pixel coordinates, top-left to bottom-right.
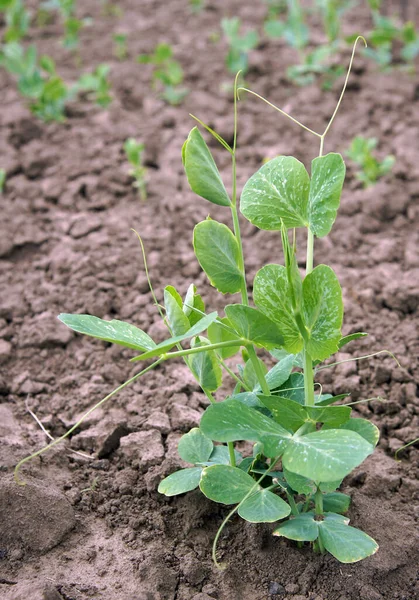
{"left": 137, "top": 43, "right": 188, "bottom": 105}
{"left": 0, "top": 169, "right": 6, "bottom": 194}
{"left": 113, "top": 33, "right": 128, "bottom": 60}
{"left": 77, "top": 63, "right": 112, "bottom": 107}
{"left": 346, "top": 136, "right": 395, "bottom": 186}
{"left": 221, "top": 17, "right": 259, "bottom": 75}
{"left": 2, "top": 0, "right": 30, "bottom": 42}
{"left": 123, "top": 138, "right": 147, "bottom": 201}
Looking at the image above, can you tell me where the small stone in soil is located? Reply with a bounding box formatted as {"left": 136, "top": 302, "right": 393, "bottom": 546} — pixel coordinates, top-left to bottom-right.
{"left": 269, "top": 581, "right": 286, "bottom": 596}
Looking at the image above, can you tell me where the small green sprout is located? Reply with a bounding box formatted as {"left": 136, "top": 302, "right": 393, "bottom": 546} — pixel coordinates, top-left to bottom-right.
{"left": 0, "top": 43, "right": 71, "bottom": 121}
{"left": 189, "top": 0, "right": 204, "bottom": 13}
{"left": 346, "top": 136, "right": 395, "bottom": 187}
{"left": 137, "top": 43, "right": 188, "bottom": 105}
{"left": 77, "top": 64, "right": 112, "bottom": 107}
{"left": 221, "top": 17, "right": 259, "bottom": 75}
{"left": 0, "top": 169, "right": 6, "bottom": 193}
{"left": 16, "top": 40, "right": 395, "bottom": 568}
{"left": 123, "top": 138, "right": 147, "bottom": 200}
{"left": 3, "top": 0, "right": 30, "bottom": 43}
{"left": 287, "top": 43, "right": 344, "bottom": 89}
{"left": 264, "top": 0, "right": 308, "bottom": 50}
{"left": 113, "top": 33, "right": 128, "bottom": 60}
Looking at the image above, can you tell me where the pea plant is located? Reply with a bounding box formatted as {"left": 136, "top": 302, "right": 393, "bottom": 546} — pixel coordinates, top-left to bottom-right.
{"left": 113, "top": 33, "right": 128, "bottom": 61}
{"left": 221, "top": 17, "right": 259, "bottom": 75}
{"left": 346, "top": 136, "right": 395, "bottom": 187}
{"left": 16, "top": 39, "right": 392, "bottom": 567}
{"left": 137, "top": 43, "right": 188, "bottom": 106}
{"left": 123, "top": 138, "right": 147, "bottom": 200}
{"left": 76, "top": 64, "right": 112, "bottom": 108}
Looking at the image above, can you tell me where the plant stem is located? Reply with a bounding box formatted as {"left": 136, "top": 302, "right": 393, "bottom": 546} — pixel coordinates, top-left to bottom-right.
{"left": 286, "top": 490, "right": 300, "bottom": 516}
{"left": 315, "top": 488, "right": 323, "bottom": 515}
{"left": 303, "top": 349, "right": 315, "bottom": 407}
{"left": 247, "top": 344, "right": 271, "bottom": 396}
{"left": 228, "top": 442, "right": 236, "bottom": 467}
{"left": 163, "top": 339, "right": 245, "bottom": 360}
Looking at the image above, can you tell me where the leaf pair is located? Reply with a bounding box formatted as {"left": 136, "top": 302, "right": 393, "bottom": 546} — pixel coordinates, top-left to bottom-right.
{"left": 274, "top": 512, "right": 378, "bottom": 563}
{"left": 241, "top": 153, "right": 346, "bottom": 237}
{"left": 200, "top": 399, "right": 374, "bottom": 482}
{"left": 158, "top": 428, "right": 241, "bottom": 496}
{"left": 200, "top": 464, "right": 290, "bottom": 523}
{"left": 254, "top": 263, "right": 343, "bottom": 360}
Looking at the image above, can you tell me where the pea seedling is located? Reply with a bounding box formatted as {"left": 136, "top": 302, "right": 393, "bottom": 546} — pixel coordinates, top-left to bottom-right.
{"left": 0, "top": 43, "right": 71, "bottom": 121}
{"left": 221, "top": 17, "right": 259, "bottom": 75}
{"left": 113, "top": 33, "right": 128, "bottom": 60}
{"left": 123, "top": 138, "right": 147, "bottom": 200}
{"left": 346, "top": 136, "right": 395, "bottom": 187}
{"left": 16, "top": 39, "right": 397, "bottom": 568}
{"left": 0, "top": 169, "right": 6, "bottom": 193}
{"left": 2, "top": 0, "right": 30, "bottom": 43}
{"left": 137, "top": 43, "right": 188, "bottom": 106}
{"left": 77, "top": 64, "right": 112, "bottom": 107}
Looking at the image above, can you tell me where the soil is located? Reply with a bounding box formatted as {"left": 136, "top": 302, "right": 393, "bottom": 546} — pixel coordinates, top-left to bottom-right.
{"left": 0, "top": 1, "right": 418, "bottom": 599}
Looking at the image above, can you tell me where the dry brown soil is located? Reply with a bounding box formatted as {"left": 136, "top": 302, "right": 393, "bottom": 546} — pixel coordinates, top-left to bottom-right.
{"left": 0, "top": 1, "right": 418, "bottom": 599}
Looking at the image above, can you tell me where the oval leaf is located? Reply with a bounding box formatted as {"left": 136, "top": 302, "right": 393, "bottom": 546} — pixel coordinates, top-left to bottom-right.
{"left": 273, "top": 513, "right": 319, "bottom": 542}
{"left": 207, "top": 317, "right": 241, "bottom": 359}
{"left": 318, "top": 518, "right": 378, "bottom": 563}
{"left": 158, "top": 467, "right": 202, "bottom": 496}
{"left": 322, "top": 492, "right": 351, "bottom": 514}
{"left": 302, "top": 265, "right": 343, "bottom": 361}
{"left": 164, "top": 286, "right": 190, "bottom": 336}
{"left": 241, "top": 156, "right": 310, "bottom": 230}
{"left": 253, "top": 264, "right": 303, "bottom": 354}
{"left": 58, "top": 314, "right": 156, "bottom": 352}
{"left": 200, "top": 399, "right": 292, "bottom": 458}
{"left": 225, "top": 304, "right": 284, "bottom": 349}
{"left": 183, "top": 127, "right": 231, "bottom": 207}
{"left": 178, "top": 428, "right": 213, "bottom": 464}
{"left": 238, "top": 488, "right": 291, "bottom": 522}
{"left": 325, "top": 417, "right": 380, "bottom": 447}
{"left": 190, "top": 338, "right": 223, "bottom": 392}
{"left": 193, "top": 220, "right": 243, "bottom": 294}
{"left": 283, "top": 429, "right": 374, "bottom": 482}
{"left": 308, "top": 153, "right": 346, "bottom": 238}
{"left": 200, "top": 464, "right": 255, "bottom": 504}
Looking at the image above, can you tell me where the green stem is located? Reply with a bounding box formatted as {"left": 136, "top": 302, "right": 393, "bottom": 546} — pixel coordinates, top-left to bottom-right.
{"left": 286, "top": 490, "right": 300, "bottom": 516}
{"left": 163, "top": 339, "right": 245, "bottom": 360}
{"left": 247, "top": 344, "right": 270, "bottom": 396}
{"left": 315, "top": 488, "right": 323, "bottom": 515}
{"left": 219, "top": 358, "right": 251, "bottom": 392}
{"left": 14, "top": 357, "right": 164, "bottom": 485}
{"left": 303, "top": 349, "right": 315, "bottom": 407}
{"left": 228, "top": 442, "right": 236, "bottom": 467}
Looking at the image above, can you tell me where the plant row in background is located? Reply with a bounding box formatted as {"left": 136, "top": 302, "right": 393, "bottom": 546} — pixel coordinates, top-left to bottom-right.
{"left": 15, "top": 45, "right": 402, "bottom": 565}
{"left": 1, "top": 0, "right": 418, "bottom": 122}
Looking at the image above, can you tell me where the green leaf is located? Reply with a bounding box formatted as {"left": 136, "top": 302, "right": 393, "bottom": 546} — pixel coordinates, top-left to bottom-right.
{"left": 207, "top": 317, "right": 241, "bottom": 359}
{"left": 253, "top": 264, "right": 303, "bottom": 354}
{"left": 258, "top": 395, "right": 307, "bottom": 433}
{"left": 338, "top": 332, "right": 368, "bottom": 349}
{"left": 260, "top": 354, "right": 295, "bottom": 391}
{"left": 318, "top": 517, "right": 378, "bottom": 563}
{"left": 322, "top": 492, "right": 351, "bottom": 514}
{"left": 314, "top": 393, "right": 351, "bottom": 407}
{"left": 319, "top": 479, "right": 343, "bottom": 493}
{"left": 164, "top": 286, "right": 190, "bottom": 336}
{"left": 283, "top": 429, "right": 374, "bottom": 482}
{"left": 238, "top": 488, "right": 290, "bottom": 522}
{"left": 200, "top": 464, "right": 256, "bottom": 504}
{"left": 225, "top": 304, "right": 284, "bottom": 349}
{"left": 158, "top": 467, "right": 202, "bottom": 496}
{"left": 132, "top": 312, "right": 219, "bottom": 360}
{"left": 241, "top": 156, "right": 310, "bottom": 230}
{"left": 58, "top": 314, "right": 156, "bottom": 352}
{"left": 183, "top": 284, "right": 206, "bottom": 327}
{"left": 306, "top": 405, "right": 352, "bottom": 427}
{"left": 177, "top": 428, "right": 213, "bottom": 464}
{"left": 231, "top": 392, "right": 266, "bottom": 409}
{"left": 193, "top": 220, "right": 243, "bottom": 294}
{"left": 275, "top": 373, "right": 305, "bottom": 404}
{"left": 273, "top": 513, "right": 319, "bottom": 542}
{"left": 325, "top": 418, "right": 380, "bottom": 447}
{"left": 182, "top": 127, "right": 231, "bottom": 207}
{"left": 190, "top": 337, "right": 223, "bottom": 392}
{"left": 283, "top": 467, "right": 316, "bottom": 495}
{"left": 302, "top": 265, "right": 343, "bottom": 361}
{"left": 200, "top": 399, "right": 292, "bottom": 458}
{"left": 308, "top": 153, "right": 346, "bottom": 237}
{"left": 204, "top": 445, "right": 242, "bottom": 466}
